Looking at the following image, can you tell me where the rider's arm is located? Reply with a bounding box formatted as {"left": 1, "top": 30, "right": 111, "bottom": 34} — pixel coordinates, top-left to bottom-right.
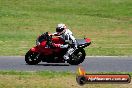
{"left": 52, "top": 32, "right": 60, "bottom": 36}
{"left": 69, "top": 34, "right": 77, "bottom": 47}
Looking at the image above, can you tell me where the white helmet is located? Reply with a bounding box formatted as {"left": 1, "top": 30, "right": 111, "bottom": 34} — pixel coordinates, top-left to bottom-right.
{"left": 56, "top": 23, "right": 66, "bottom": 35}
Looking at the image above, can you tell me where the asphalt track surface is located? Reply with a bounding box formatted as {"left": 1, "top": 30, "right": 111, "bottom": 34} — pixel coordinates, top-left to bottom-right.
{"left": 0, "top": 56, "right": 132, "bottom": 72}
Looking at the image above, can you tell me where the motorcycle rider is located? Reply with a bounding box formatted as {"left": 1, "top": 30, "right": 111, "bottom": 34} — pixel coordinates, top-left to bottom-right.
{"left": 51, "top": 23, "right": 77, "bottom": 60}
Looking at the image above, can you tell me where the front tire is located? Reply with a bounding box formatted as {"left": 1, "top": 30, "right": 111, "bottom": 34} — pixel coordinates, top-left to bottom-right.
{"left": 68, "top": 48, "right": 86, "bottom": 65}
{"left": 25, "top": 51, "right": 41, "bottom": 65}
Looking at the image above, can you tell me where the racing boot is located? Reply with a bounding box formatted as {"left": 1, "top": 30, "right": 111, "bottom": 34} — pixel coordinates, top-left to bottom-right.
{"left": 63, "top": 48, "right": 75, "bottom": 60}
{"left": 63, "top": 54, "right": 69, "bottom": 60}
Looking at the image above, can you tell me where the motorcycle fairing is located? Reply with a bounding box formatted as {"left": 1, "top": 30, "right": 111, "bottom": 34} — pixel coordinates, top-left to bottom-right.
{"left": 30, "top": 37, "right": 65, "bottom": 56}
{"left": 76, "top": 38, "right": 91, "bottom": 48}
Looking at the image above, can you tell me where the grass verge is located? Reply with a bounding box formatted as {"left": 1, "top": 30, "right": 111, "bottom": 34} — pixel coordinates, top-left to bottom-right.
{"left": 0, "top": 71, "right": 131, "bottom": 88}
{"left": 0, "top": 0, "right": 132, "bottom": 56}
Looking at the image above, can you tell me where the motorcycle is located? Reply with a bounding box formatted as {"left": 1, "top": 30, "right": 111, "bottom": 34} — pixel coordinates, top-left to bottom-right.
{"left": 25, "top": 32, "right": 91, "bottom": 65}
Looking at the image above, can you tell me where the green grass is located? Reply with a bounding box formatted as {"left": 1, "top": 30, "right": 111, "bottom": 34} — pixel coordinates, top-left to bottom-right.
{"left": 1, "top": 70, "right": 131, "bottom": 76}
{"left": 0, "top": 0, "right": 132, "bottom": 56}
{"left": 0, "top": 70, "right": 72, "bottom": 78}
{"left": 0, "top": 71, "right": 132, "bottom": 88}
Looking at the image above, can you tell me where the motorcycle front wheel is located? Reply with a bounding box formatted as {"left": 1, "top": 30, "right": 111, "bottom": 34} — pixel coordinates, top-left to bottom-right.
{"left": 25, "top": 51, "right": 41, "bottom": 65}
{"left": 68, "top": 48, "right": 86, "bottom": 65}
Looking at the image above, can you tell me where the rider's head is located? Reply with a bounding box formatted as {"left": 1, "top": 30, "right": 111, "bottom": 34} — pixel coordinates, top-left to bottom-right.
{"left": 56, "top": 23, "right": 66, "bottom": 35}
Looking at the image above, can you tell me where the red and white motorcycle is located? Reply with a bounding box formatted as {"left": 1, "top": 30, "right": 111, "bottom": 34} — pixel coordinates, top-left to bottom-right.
{"left": 25, "top": 32, "right": 91, "bottom": 65}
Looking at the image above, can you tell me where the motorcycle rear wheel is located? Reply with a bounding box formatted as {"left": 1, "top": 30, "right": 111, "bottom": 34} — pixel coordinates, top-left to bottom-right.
{"left": 25, "top": 51, "right": 41, "bottom": 65}
{"left": 68, "top": 48, "right": 86, "bottom": 65}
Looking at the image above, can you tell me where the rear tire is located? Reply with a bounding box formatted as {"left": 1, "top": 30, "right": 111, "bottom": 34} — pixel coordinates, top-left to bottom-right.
{"left": 68, "top": 48, "right": 86, "bottom": 65}
{"left": 25, "top": 51, "right": 41, "bottom": 65}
